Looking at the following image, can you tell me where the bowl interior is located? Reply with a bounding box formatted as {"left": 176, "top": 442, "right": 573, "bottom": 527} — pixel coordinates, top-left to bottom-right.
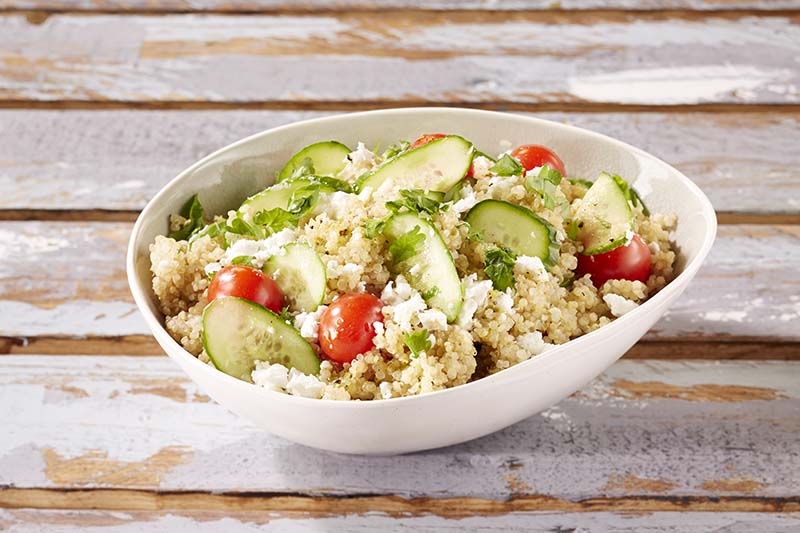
{"left": 130, "top": 108, "right": 715, "bottom": 362}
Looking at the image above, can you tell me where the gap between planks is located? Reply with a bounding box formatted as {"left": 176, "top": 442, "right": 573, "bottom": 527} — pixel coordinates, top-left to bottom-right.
{"left": 0, "top": 209, "right": 797, "bottom": 225}
{"left": 6, "top": 7, "right": 800, "bottom": 19}
{"left": 1, "top": 335, "right": 798, "bottom": 359}
{"left": 1, "top": 489, "right": 799, "bottom": 515}
{"left": 3, "top": 101, "right": 800, "bottom": 114}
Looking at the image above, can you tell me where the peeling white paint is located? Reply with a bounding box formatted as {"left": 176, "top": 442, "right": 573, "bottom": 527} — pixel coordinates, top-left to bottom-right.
{"left": 569, "top": 66, "right": 796, "bottom": 105}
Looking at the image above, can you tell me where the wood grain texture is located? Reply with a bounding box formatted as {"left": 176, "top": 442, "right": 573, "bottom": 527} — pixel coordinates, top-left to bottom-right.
{"left": 2, "top": 110, "right": 799, "bottom": 214}
{"left": 5, "top": 0, "right": 800, "bottom": 12}
{"left": 1, "top": 13, "right": 799, "bottom": 105}
{"left": 1, "top": 222, "right": 798, "bottom": 342}
{"left": 1, "top": 356, "right": 798, "bottom": 498}
{"left": 1, "top": 509, "right": 800, "bottom": 533}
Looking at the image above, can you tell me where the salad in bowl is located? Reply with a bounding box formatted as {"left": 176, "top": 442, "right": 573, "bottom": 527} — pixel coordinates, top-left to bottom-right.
{"left": 149, "top": 133, "right": 676, "bottom": 402}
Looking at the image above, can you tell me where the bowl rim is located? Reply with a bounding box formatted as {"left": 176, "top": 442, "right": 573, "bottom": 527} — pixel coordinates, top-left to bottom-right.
{"left": 127, "top": 106, "right": 717, "bottom": 409}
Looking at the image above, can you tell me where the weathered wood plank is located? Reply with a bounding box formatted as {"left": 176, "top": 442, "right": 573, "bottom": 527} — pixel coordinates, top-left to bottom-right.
{"left": 1, "top": 509, "right": 800, "bottom": 533}
{"left": 1, "top": 13, "right": 799, "bottom": 105}
{"left": 5, "top": 0, "right": 800, "bottom": 12}
{"left": 1, "top": 222, "right": 797, "bottom": 343}
{"left": 1, "top": 356, "right": 798, "bottom": 498}
{"left": 1, "top": 110, "right": 799, "bottom": 214}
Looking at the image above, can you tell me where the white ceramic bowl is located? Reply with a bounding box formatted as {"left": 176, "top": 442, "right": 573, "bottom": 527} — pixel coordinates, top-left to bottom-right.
{"left": 127, "top": 108, "right": 716, "bottom": 455}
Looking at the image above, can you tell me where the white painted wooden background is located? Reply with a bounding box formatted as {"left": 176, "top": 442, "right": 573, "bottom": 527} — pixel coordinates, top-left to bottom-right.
{"left": 0, "top": 0, "right": 798, "bottom": 530}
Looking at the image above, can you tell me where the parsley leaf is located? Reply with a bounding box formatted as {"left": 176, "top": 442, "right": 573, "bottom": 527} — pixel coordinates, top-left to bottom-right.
{"left": 484, "top": 247, "right": 516, "bottom": 291}
{"left": 287, "top": 183, "right": 320, "bottom": 215}
{"left": 279, "top": 305, "right": 294, "bottom": 324}
{"left": 490, "top": 154, "right": 524, "bottom": 177}
{"left": 288, "top": 157, "right": 315, "bottom": 180}
{"left": 230, "top": 255, "right": 255, "bottom": 266}
{"left": 363, "top": 218, "right": 388, "bottom": 239}
{"left": 382, "top": 140, "right": 410, "bottom": 160}
{"left": 169, "top": 194, "right": 206, "bottom": 241}
{"left": 404, "top": 329, "right": 432, "bottom": 358}
{"left": 473, "top": 149, "right": 496, "bottom": 163}
{"left": 388, "top": 225, "right": 425, "bottom": 264}
{"left": 462, "top": 221, "right": 484, "bottom": 242}
{"left": 312, "top": 176, "right": 353, "bottom": 193}
{"left": 525, "top": 164, "right": 563, "bottom": 210}
{"left": 253, "top": 208, "right": 300, "bottom": 232}
{"left": 385, "top": 189, "right": 447, "bottom": 217}
{"left": 421, "top": 286, "right": 439, "bottom": 300}
{"left": 568, "top": 177, "right": 594, "bottom": 189}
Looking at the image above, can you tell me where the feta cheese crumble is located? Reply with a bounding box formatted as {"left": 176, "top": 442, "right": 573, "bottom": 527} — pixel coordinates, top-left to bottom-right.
{"left": 379, "top": 381, "right": 393, "bottom": 400}
{"left": 517, "top": 331, "right": 554, "bottom": 357}
{"left": 252, "top": 362, "right": 289, "bottom": 391}
{"left": 603, "top": 294, "right": 639, "bottom": 317}
{"left": 457, "top": 273, "right": 493, "bottom": 329}
{"left": 285, "top": 368, "right": 326, "bottom": 399}
{"left": 221, "top": 228, "right": 298, "bottom": 269}
{"left": 293, "top": 305, "right": 328, "bottom": 343}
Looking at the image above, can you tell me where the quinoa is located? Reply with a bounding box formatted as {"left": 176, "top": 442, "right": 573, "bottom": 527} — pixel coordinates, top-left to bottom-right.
{"left": 150, "top": 142, "right": 678, "bottom": 401}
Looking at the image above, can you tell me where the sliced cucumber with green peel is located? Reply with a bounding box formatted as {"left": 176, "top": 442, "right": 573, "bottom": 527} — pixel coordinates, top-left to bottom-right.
{"left": 382, "top": 212, "right": 463, "bottom": 322}
{"left": 356, "top": 135, "right": 473, "bottom": 194}
{"left": 465, "top": 199, "right": 560, "bottom": 267}
{"left": 263, "top": 243, "right": 326, "bottom": 313}
{"left": 278, "top": 141, "right": 351, "bottom": 183}
{"left": 202, "top": 296, "right": 320, "bottom": 380}
{"left": 240, "top": 179, "right": 335, "bottom": 215}
{"left": 572, "top": 172, "right": 634, "bottom": 255}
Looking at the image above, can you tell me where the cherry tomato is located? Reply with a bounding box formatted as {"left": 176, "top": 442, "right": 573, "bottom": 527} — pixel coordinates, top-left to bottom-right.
{"left": 208, "top": 265, "right": 283, "bottom": 313}
{"left": 318, "top": 293, "right": 384, "bottom": 364}
{"left": 577, "top": 234, "right": 652, "bottom": 288}
{"left": 410, "top": 133, "right": 446, "bottom": 150}
{"left": 510, "top": 144, "right": 566, "bottom": 176}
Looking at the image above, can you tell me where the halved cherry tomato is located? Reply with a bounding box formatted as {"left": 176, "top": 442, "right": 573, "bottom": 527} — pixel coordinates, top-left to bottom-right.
{"left": 208, "top": 265, "right": 283, "bottom": 313}
{"left": 577, "top": 234, "right": 651, "bottom": 288}
{"left": 511, "top": 144, "right": 566, "bottom": 176}
{"left": 410, "top": 133, "right": 446, "bottom": 150}
{"left": 318, "top": 293, "right": 384, "bottom": 364}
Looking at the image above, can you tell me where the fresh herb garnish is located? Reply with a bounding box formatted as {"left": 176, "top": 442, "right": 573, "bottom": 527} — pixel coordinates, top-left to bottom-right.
{"left": 473, "top": 149, "right": 496, "bottom": 163}
{"left": 381, "top": 140, "right": 410, "bottom": 160}
{"left": 288, "top": 157, "right": 315, "bottom": 180}
{"left": 489, "top": 154, "right": 524, "bottom": 177}
{"left": 287, "top": 183, "right": 320, "bottom": 215}
{"left": 226, "top": 208, "right": 298, "bottom": 240}
{"left": 484, "top": 247, "right": 517, "bottom": 291}
{"left": 462, "top": 221, "right": 484, "bottom": 242}
{"left": 279, "top": 305, "right": 294, "bottom": 324}
{"left": 421, "top": 286, "right": 439, "bottom": 300}
{"left": 230, "top": 255, "right": 255, "bottom": 266}
{"left": 388, "top": 225, "right": 426, "bottom": 263}
{"left": 169, "top": 194, "right": 206, "bottom": 241}
{"left": 312, "top": 175, "right": 353, "bottom": 193}
{"left": 568, "top": 177, "right": 594, "bottom": 189}
{"left": 386, "top": 189, "right": 447, "bottom": 217}
{"left": 404, "top": 329, "right": 432, "bottom": 358}
{"left": 559, "top": 274, "right": 575, "bottom": 289}
{"left": 363, "top": 218, "right": 388, "bottom": 239}
{"left": 526, "top": 164, "right": 563, "bottom": 210}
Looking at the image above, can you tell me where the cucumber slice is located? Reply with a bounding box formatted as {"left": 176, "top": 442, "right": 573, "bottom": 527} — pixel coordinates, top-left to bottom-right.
{"left": 278, "top": 141, "right": 351, "bottom": 183}
{"left": 202, "top": 296, "right": 320, "bottom": 380}
{"left": 356, "top": 135, "right": 473, "bottom": 194}
{"left": 263, "top": 243, "right": 326, "bottom": 312}
{"left": 465, "top": 199, "right": 560, "bottom": 267}
{"left": 573, "top": 172, "right": 634, "bottom": 255}
{"left": 382, "top": 212, "right": 463, "bottom": 322}
{"left": 240, "top": 178, "right": 338, "bottom": 215}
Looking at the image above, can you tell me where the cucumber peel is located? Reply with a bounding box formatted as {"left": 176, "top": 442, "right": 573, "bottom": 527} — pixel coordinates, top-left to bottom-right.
{"left": 465, "top": 199, "right": 560, "bottom": 268}
{"left": 278, "top": 141, "right": 351, "bottom": 183}
{"left": 202, "top": 296, "right": 321, "bottom": 381}
{"left": 572, "top": 172, "right": 634, "bottom": 255}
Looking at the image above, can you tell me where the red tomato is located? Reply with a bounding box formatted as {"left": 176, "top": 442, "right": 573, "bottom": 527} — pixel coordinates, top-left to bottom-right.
{"left": 510, "top": 144, "right": 566, "bottom": 176}
{"left": 318, "top": 293, "right": 384, "bottom": 364}
{"left": 577, "top": 234, "right": 652, "bottom": 288}
{"left": 410, "top": 133, "right": 446, "bottom": 150}
{"left": 208, "top": 265, "right": 283, "bottom": 313}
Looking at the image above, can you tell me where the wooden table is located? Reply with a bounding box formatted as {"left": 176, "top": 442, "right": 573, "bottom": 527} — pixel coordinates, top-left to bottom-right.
{"left": 1, "top": 1, "right": 799, "bottom": 530}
